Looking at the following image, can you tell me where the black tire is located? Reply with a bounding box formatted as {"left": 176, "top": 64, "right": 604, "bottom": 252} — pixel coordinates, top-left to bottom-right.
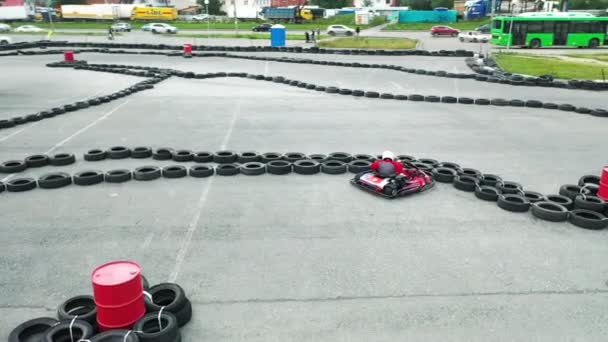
{"left": 172, "top": 150, "right": 194, "bottom": 162}
{"left": 6, "top": 177, "right": 37, "bottom": 192}
{"left": 193, "top": 151, "right": 213, "bottom": 163}
{"left": 394, "top": 95, "right": 408, "bottom": 100}
{"left": 558, "top": 104, "right": 575, "bottom": 112}
{"left": 491, "top": 98, "right": 508, "bottom": 106}
{"left": 42, "top": 320, "right": 94, "bottom": 342}
{"left": 411, "top": 162, "right": 433, "bottom": 172}
{"left": 458, "top": 97, "right": 474, "bottom": 104}
{"left": 409, "top": 94, "right": 424, "bottom": 101}
{"left": 380, "top": 93, "right": 394, "bottom": 99}
{"left": 50, "top": 153, "right": 76, "bottom": 166}
{"left": 173, "top": 299, "right": 192, "bottom": 327}
{"left": 84, "top": 149, "right": 107, "bottom": 161}
{"left": 348, "top": 160, "right": 371, "bottom": 173}
{"left": 458, "top": 167, "right": 482, "bottom": 179}
{"left": 497, "top": 181, "right": 523, "bottom": 194}
{"left": 74, "top": 170, "right": 104, "bottom": 186}
{"left": 142, "top": 275, "right": 150, "bottom": 291}
{"left": 9, "top": 317, "right": 58, "bottom": 342}
{"left": 339, "top": 88, "right": 353, "bottom": 95}
{"left": 424, "top": 95, "right": 440, "bottom": 102}
{"left": 283, "top": 152, "right": 307, "bottom": 162}
{"left": 267, "top": 160, "right": 292, "bottom": 175}
{"left": 134, "top": 312, "right": 180, "bottom": 342}
{"left": 132, "top": 147, "right": 153, "bottom": 159}
{"left": 107, "top": 146, "right": 131, "bottom": 159}
{"left": 213, "top": 150, "right": 237, "bottom": 164}
{"left": 531, "top": 201, "right": 569, "bottom": 222}
{"left": 134, "top": 166, "right": 162, "bottom": 181}
{"left": 328, "top": 152, "right": 352, "bottom": 163}
{"left": 364, "top": 91, "right": 380, "bottom": 98}
{"left": 559, "top": 184, "right": 583, "bottom": 200}
{"left": 321, "top": 160, "right": 347, "bottom": 174}
{"left": 240, "top": 162, "right": 266, "bottom": 176}
{"left": 261, "top": 152, "right": 283, "bottom": 163}
{"left": 90, "top": 330, "right": 140, "bottom": 342}
{"left": 417, "top": 158, "right": 439, "bottom": 168}
{"left": 441, "top": 96, "right": 457, "bottom": 103}
{"left": 38, "top": 172, "right": 72, "bottom": 189}
{"left": 152, "top": 148, "right": 173, "bottom": 160}
{"left": 543, "top": 102, "right": 558, "bottom": 109}
{"left": 162, "top": 165, "right": 188, "bottom": 178}
{"left": 25, "top": 154, "right": 49, "bottom": 168}
{"left": 57, "top": 295, "right": 97, "bottom": 327}
{"left": 144, "top": 283, "right": 188, "bottom": 313}
{"left": 105, "top": 169, "right": 132, "bottom": 183}
{"left": 437, "top": 161, "right": 460, "bottom": 170}
{"left": 238, "top": 151, "right": 261, "bottom": 163}
{"left": 432, "top": 167, "right": 458, "bottom": 183}
{"left": 525, "top": 100, "right": 543, "bottom": 108}
{"left": 529, "top": 39, "right": 541, "bottom": 49}
{"left": 453, "top": 175, "right": 479, "bottom": 192}
{"left": 397, "top": 155, "right": 416, "bottom": 162}
{"left": 189, "top": 165, "right": 214, "bottom": 178}
{"left": 579, "top": 174, "right": 600, "bottom": 187}
{"left": 546, "top": 194, "right": 574, "bottom": 210}
{"left": 475, "top": 185, "right": 500, "bottom": 201}
{"left": 325, "top": 87, "right": 339, "bottom": 94}
{"left": 568, "top": 209, "right": 607, "bottom": 230}
{"left": 523, "top": 191, "right": 545, "bottom": 203}
{"left": 308, "top": 154, "right": 327, "bottom": 162}
{"left": 1, "top": 160, "right": 27, "bottom": 173}
{"left": 0, "top": 181, "right": 4, "bottom": 193}
{"left": 294, "top": 160, "right": 321, "bottom": 175}
{"left": 574, "top": 195, "right": 606, "bottom": 212}
{"left": 588, "top": 38, "right": 599, "bottom": 48}
{"left": 475, "top": 98, "right": 490, "bottom": 105}
{"left": 216, "top": 164, "right": 240, "bottom": 176}
{"left": 481, "top": 174, "right": 502, "bottom": 187}
{"left": 352, "top": 90, "right": 365, "bottom": 97}
{"left": 497, "top": 194, "right": 530, "bottom": 212}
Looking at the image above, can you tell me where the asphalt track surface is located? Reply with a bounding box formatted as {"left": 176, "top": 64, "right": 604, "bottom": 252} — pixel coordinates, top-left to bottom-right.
{"left": 1, "top": 51, "right": 608, "bottom": 341}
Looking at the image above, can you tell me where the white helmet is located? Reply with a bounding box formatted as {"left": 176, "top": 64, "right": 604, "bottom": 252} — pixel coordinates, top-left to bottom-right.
{"left": 381, "top": 151, "right": 394, "bottom": 161}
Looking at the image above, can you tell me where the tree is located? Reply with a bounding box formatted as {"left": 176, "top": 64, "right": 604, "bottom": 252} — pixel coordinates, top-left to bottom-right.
{"left": 198, "top": 0, "right": 225, "bottom": 15}
{"left": 362, "top": 0, "right": 374, "bottom": 6}
{"left": 309, "top": 0, "right": 351, "bottom": 8}
{"left": 431, "top": 0, "right": 454, "bottom": 8}
{"left": 409, "top": 0, "right": 432, "bottom": 9}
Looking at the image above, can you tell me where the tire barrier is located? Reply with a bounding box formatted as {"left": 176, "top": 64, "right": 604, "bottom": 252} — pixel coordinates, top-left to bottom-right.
{"left": 8, "top": 317, "right": 58, "bottom": 342}
{"left": 57, "top": 295, "right": 97, "bottom": 327}
{"left": 465, "top": 56, "right": 608, "bottom": 91}
{"left": 0, "top": 146, "right": 605, "bottom": 230}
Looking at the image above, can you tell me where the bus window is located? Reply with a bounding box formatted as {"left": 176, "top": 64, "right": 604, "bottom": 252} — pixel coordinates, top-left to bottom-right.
{"left": 527, "top": 22, "right": 542, "bottom": 33}
{"left": 493, "top": 20, "right": 502, "bottom": 30}
{"left": 503, "top": 20, "right": 512, "bottom": 33}
{"left": 543, "top": 21, "right": 554, "bottom": 32}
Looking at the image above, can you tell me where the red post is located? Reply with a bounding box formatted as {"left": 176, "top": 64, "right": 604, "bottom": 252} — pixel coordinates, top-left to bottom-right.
{"left": 63, "top": 51, "right": 74, "bottom": 62}
{"left": 598, "top": 166, "right": 608, "bottom": 200}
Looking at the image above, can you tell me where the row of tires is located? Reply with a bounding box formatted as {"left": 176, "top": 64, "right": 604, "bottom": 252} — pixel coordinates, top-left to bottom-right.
{"left": 9, "top": 279, "right": 191, "bottom": 342}
{"left": 466, "top": 57, "right": 608, "bottom": 91}
{"left": 428, "top": 163, "right": 607, "bottom": 230}
{"left": 0, "top": 65, "right": 168, "bottom": 131}
{"left": 82, "top": 62, "right": 608, "bottom": 117}
{"left": 0, "top": 40, "right": 476, "bottom": 57}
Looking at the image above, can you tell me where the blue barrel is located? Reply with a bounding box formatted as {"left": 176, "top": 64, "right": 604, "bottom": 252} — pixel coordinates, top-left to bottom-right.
{"left": 270, "top": 24, "right": 286, "bottom": 47}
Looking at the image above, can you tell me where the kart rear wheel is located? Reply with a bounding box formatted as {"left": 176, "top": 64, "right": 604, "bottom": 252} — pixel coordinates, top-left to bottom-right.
{"left": 383, "top": 183, "right": 397, "bottom": 196}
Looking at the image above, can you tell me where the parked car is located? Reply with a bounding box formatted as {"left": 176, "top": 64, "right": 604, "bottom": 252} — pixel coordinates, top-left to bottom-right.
{"left": 475, "top": 23, "right": 491, "bottom": 33}
{"left": 142, "top": 23, "right": 178, "bottom": 34}
{"left": 192, "top": 14, "right": 210, "bottom": 21}
{"left": 252, "top": 23, "right": 272, "bottom": 32}
{"left": 14, "top": 25, "right": 46, "bottom": 33}
{"left": 327, "top": 25, "right": 355, "bottom": 36}
{"left": 0, "top": 36, "right": 11, "bottom": 45}
{"left": 458, "top": 30, "right": 490, "bottom": 43}
{"left": 0, "top": 23, "right": 11, "bottom": 33}
{"left": 430, "top": 25, "right": 459, "bottom": 37}
{"left": 111, "top": 22, "right": 131, "bottom": 32}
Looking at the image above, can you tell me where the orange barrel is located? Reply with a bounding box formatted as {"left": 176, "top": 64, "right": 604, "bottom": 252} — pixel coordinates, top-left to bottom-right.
{"left": 64, "top": 51, "right": 74, "bottom": 62}
{"left": 92, "top": 260, "right": 146, "bottom": 331}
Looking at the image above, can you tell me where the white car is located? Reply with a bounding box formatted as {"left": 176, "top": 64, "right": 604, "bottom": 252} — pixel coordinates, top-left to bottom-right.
{"left": 192, "top": 14, "right": 210, "bottom": 21}
{"left": 0, "top": 23, "right": 11, "bottom": 33}
{"left": 145, "top": 23, "right": 178, "bottom": 34}
{"left": 458, "top": 31, "right": 491, "bottom": 43}
{"left": 111, "top": 22, "right": 131, "bottom": 32}
{"left": 14, "top": 25, "right": 46, "bottom": 33}
{"left": 327, "top": 25, "right": 355, "bottom": 36}
{"left": 0, "top": 36, "right": 11, "bottom": 45}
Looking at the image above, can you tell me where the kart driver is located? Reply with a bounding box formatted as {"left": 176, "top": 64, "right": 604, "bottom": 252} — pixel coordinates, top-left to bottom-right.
{"left": 371, "top": 151, "right": 405, "bottom": 178}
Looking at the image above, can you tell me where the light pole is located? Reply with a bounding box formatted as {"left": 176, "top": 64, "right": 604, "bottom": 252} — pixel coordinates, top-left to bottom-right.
{"left": 205, "top": 0, "right": 209, "bottom": 42}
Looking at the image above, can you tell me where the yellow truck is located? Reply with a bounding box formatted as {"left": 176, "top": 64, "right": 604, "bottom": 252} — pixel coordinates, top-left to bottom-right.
{"left": 131, "top": 7, "right": 177, "bottom": 21}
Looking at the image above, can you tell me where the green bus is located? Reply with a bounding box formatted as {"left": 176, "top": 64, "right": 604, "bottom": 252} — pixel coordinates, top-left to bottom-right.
{"left": 490, "top": 12, "right": 608, "bottom": 48}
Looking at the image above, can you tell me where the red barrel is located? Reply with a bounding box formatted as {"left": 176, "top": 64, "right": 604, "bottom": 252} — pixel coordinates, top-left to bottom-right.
{"left": 64, "top": 51, "right": 74, "bottom": 62}
{"left": 600, "top": 166, "right": 608, "bottom": 184}
{"left": 92, "top": 261, "right": 145, "bottom": 331}
{"left": 183, "top": 44, "right": 192, "bottom": 55}
{"left": 598, "top": 181, "right": 608, "bottom": 200}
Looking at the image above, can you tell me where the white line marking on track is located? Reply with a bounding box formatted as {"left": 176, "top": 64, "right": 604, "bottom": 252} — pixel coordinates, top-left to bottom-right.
{"left": 44, "top": 100, "right": 130, "bottom": 155}
{"left": 390, "top": 81, "right": 403, "bottom": 90}
{"left": 0, "top": 127, "right": 29, "bottom": 143}
{"left": 168, "top": 100, "right": 242, "bottom": 283}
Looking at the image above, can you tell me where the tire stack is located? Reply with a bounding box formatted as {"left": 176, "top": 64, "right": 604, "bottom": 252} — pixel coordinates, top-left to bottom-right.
{"left": 8, "top": 275, "right": 192, "bottom": 342}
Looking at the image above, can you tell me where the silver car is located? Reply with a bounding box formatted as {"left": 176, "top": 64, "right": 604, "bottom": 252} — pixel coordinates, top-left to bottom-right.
{"left": 0, "top": 24, "right": 11, "bottom": 33}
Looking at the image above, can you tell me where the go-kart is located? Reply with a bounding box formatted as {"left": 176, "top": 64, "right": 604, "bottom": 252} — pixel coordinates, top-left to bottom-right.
{"left": 350, "top": 166, "right": 435, "bottom": 199}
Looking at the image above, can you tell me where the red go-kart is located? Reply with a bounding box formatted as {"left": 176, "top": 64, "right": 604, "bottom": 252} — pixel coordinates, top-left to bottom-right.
{"left": 350, "top": 166, "right": 435, "bottom": 199}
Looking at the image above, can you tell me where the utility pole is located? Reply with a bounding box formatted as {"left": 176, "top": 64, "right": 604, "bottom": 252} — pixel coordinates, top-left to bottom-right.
{"left": 491, "top": 0, "right": 496, "bottom": 16}
{"left": 205, "top": 0, "right": 209, "bottom": 42}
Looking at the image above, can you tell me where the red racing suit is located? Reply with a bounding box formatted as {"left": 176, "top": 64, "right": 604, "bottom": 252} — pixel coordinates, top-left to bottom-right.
{"left": 370, "top": 159, "right": 409, "bottom": 177}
